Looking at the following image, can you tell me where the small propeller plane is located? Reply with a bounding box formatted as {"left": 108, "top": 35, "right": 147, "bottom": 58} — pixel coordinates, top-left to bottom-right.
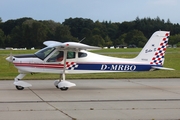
{"left": 6, "top": 31, "right": 174, "bottom": 90}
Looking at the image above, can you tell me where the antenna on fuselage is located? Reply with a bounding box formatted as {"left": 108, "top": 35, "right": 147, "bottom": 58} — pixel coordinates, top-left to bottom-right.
{"left": 79, "top": 37, "right": 86, "bottom": 43}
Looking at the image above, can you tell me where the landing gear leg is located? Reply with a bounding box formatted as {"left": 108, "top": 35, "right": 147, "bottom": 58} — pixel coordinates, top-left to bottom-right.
{"left": 59, "top": 73, "right": 69, "bottom": 91}
{"left": 14, "top": 73, "right": 32, "bottom": 90}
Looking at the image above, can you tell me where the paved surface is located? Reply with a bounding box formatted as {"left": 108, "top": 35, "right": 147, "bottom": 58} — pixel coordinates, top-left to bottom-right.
{"left": 0, "top": 79, "right": 180, "bottom": 120}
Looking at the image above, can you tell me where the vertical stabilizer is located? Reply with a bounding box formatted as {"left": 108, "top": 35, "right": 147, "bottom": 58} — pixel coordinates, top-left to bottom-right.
{"left": 134, "top": 31, "right": 170, "bottom": 65}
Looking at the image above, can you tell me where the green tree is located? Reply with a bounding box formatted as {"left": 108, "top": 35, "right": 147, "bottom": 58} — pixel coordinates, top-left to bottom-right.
{"left": 169, "top": 34, "right": 180, "bottom": 46}
{"left": 1, "top": 17, "right": 32, "bottom": 35}
{"left": 177, "top": 42, "right": 180, "bottom": 47}
{"left": 63, "top": 17, "right": 94, "bottom": 39}
{"left": 41, "top": 20, "right": 61, "bottom": 40}
{"left": 31, "top": 21, "right": 47, "bottom": 47}
{"left": 124, "top": 30, "right": 147, "bottom": 47}
{"left": 94, "top": 21, "right": 107, "bottom": 38}
{"left": 115, "top": 33, "right": 127, "bottom": 46}
{"left": 10, "top": 26, "right": 23, "bottom": 47}
{"left": 81, "top": 28, "right": 92, "bottom": 38}
{"left": 104, "top": 35, "right": 113, "bottom": 48}
{"left": 55, "top": 25, "right": 78, "bottom": 42}
{"left": 1, "top": 16, "right": 180, "bottom": 48}
{"left": 91, "top": 35, "right": 105, "bottom": 47}
{"left": 4, "top": 35, "right": 11, "bottom": 47}
{"left": 0, "top": 29, "right": 5, "bottom": 47}
{"left": 133, "top": 36, "right": 147, "bottom": 47}
{"left": 92, "top": 27, "right": 101, "bottom": 35}
{"left": 11, "top": 20, "right": 48, "bottom": 48}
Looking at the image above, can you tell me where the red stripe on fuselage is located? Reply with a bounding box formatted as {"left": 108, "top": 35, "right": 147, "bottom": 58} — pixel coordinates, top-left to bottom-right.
{"left": 14, "top": 63, "right": 64, "bottom": 68}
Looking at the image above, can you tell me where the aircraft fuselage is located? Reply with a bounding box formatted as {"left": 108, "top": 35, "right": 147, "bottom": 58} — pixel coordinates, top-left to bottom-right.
{"left": 11, "top": 49, "right": 160, "bottom": 74}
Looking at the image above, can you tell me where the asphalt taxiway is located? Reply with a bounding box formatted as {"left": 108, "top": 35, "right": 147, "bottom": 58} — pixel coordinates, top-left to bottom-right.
{"left": 0, "top": 79, "right": 180, "bottom": 120}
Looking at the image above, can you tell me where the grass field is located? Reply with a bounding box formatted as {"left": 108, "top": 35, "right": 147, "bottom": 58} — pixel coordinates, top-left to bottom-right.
{"left": 0, "top": 48, "right": 180, "bottom": 80}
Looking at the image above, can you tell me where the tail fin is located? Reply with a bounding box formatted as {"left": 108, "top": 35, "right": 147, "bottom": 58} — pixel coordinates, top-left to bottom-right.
{"left": 134, "top": 31, "right": 170, "bottom": 66}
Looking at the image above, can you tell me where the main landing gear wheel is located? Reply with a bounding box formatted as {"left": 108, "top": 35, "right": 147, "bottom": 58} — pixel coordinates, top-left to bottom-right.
{"left": 54, "top": 80, "right": 75, "bottom": 91}
{"left": 15, "top": 85, "right": 24, "bottom": 90}
{"left": 60, "top": 87, "right": 69, "bottom": 91}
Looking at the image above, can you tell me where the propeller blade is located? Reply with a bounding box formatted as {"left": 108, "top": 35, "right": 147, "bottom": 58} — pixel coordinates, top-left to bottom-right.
{"left": 6, "top": 51, "right": 13, "bottom": 63}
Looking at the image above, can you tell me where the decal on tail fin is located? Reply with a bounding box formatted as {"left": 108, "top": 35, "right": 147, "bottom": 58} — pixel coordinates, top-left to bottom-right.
{"left": 150, "top": 32, "right": 169, "bottom": 65}
{"left": 134, "top": 31, "right": 170, "bottom": 66}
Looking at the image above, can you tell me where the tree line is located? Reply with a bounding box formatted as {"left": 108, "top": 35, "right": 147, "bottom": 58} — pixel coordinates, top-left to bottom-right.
{"left": 0, "top": 16, "right": 180, "bottom": 49}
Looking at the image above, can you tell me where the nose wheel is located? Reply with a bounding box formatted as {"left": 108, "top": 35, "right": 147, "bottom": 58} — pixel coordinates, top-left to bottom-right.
{"left": 14, "top": 74, "right": 32, "bottom": 90}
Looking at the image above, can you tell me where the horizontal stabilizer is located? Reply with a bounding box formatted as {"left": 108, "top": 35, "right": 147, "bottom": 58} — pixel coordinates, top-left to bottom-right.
{"left": 14, "top": 81, "right": 32, "bottom": 87}
{"left": 152, "top": 66, "right": 175, "bottom": 70}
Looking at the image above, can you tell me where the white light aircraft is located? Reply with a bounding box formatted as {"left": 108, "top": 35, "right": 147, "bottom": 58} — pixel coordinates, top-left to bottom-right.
{"left": 6, "top": 31, "right": 174, "bottom": 90}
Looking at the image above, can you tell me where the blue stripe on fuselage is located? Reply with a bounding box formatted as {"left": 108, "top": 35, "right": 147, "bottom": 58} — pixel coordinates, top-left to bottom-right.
{"left": 74, "top": 63, "right": 161, "bottom": 71}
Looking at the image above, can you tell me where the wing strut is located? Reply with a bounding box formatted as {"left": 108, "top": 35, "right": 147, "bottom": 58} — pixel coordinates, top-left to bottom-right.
{"left": 62, "top": 50, "right": 67, "bottom": 81}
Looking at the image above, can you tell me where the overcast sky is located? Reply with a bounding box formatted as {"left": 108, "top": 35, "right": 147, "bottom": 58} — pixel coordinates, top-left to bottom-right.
{"left": 0, "top": 0, "right": 179, "bottom": 24}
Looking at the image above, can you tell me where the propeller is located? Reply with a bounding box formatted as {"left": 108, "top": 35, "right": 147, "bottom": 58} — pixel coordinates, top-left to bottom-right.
{"left": 6, "top": 51, "right": 13, "bottom": 63}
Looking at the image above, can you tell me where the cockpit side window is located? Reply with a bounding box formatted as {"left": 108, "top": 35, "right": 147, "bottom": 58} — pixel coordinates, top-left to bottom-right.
{"left": 47, "top": 51, "right": 64, "bottom": 62}
{"left": 78, "top": 52, "right": 87, "bottom": 58}
{"left": 35, "top": 47, "right": 55, "bottom": 60}
{"left": 67, "top": 51, "right": 75, "bottom": 59}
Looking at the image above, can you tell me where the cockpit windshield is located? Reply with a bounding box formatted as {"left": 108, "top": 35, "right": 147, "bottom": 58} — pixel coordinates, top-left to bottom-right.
{"left": 35, "top": 47, "right": 55, "bottom": 60}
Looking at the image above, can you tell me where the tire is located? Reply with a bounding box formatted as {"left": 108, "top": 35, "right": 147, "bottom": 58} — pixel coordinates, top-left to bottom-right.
{"left": 60, "top": 87, "right": 68, "bottom": 91}
{"left": 16, "top": 86, "right": 24, "bottom": 90}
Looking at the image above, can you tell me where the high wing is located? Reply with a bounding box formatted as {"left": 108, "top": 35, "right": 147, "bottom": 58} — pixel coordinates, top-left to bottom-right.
{"left": 43, "top": 41, "right": 101, "bottom": 50}
{"left": 43, "top": 40, "right": 101, "bottom": 90}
